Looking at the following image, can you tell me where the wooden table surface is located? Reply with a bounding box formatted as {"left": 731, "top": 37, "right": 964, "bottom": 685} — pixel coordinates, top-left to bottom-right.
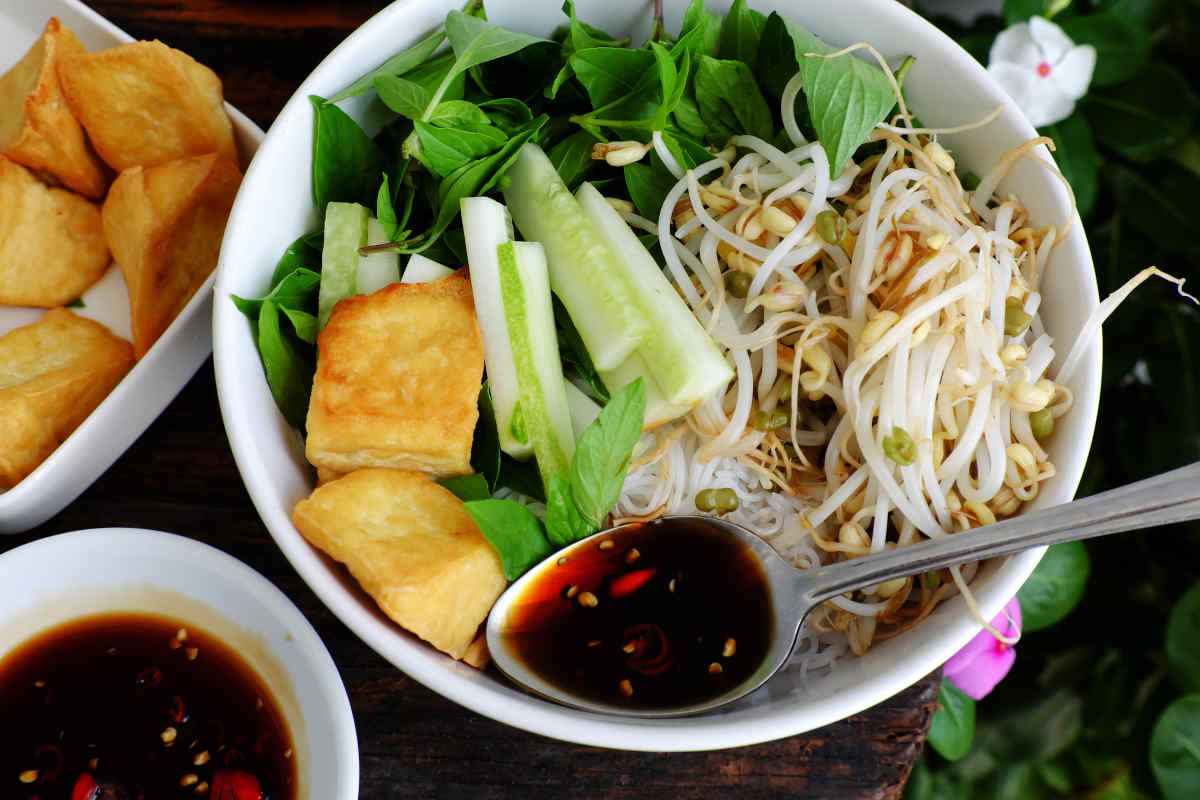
{"left": 5, "top": 2, "right": 939, "bottom": 797}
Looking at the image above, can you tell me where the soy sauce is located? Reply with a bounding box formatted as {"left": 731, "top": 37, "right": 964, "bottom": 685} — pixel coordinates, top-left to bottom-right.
{"left": 0, "top": 613, "right": 295, "bottom": 800}
{"left": 500, "top": 517, "right": 773, "bottom": 709}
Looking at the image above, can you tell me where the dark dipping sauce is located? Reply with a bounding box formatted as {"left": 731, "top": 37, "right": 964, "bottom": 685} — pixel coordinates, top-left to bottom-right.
{"left": 0, "top": 613, "right": 295, "bottom": 800}
{"left": 500, "top": 517, "right": 774, "bottom": 709}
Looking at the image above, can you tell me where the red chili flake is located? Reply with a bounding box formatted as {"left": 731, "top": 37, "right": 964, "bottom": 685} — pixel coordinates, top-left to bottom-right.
{"left": 211, "top": 769, "right": 264, "bottom": 800}
{"left": 136, "top": 666, "right": 162, "bottom": 690}
{"left": 166, "top": 695, "right": 188, "bottom": 724}
{"left": 609, "top": 567, "right": 657, "bottom": 599}
{"left": 70, "top": 773, "right": 98, "bottom": 800}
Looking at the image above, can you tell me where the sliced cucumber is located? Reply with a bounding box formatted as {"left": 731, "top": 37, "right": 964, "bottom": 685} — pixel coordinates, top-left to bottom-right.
{"left": 498, "top": 240, "right": 576, "bottom": 488}
{"left": 461, "top": 196, "right": 531, "bottom": 459}
{"left": 401, "top": 253, "right": 455, "bottom": 284}
{"left": 502, "top": 143, "right": 647, "bottom": 371}
{"left": 356, "top": 217, "right": 400, "bottom": 295}
{"left": 318, "top": 202, "right": 369, "bottom": 327}
{"left": 576, "top": 181, "right": 733, "bottom": 406}
{"left": 564, "top": 380, "right": 601, "bottom": 438}
{"left": 601, "top": 354, "right": 695, "bottom": 430}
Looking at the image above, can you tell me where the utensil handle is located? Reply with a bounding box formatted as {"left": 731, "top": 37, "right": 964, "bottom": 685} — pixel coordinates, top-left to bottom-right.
{"left": 803, "top": 462, "right": 1200, "bottom": 604}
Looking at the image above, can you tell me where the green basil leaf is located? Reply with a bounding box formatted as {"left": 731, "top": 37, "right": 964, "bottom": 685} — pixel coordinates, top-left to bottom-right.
{"left": 680, "top": 0, "right": 721, "bottom": 57}
{"left": 472, "top": 384, "right": 503, "bottom": 490}
{"left": 756, "top": 11, "right": 798, "bottom": 102}
{"left": 428, "top": 99, "right": 491, "bottom": 127}
{"left": 1017, "top": 541, "right": 1090, "bottom": 632}
{"left": 1085, "top": 64, "right": 1200, "bottom": 163}
{"left": 439, "top": 473, "right": 492, "bottom": 502}
{"left": 479, "top": 97, "right": 533, "bottom": 131}
{"left": 1061, "top": 12, "right": 1150, "bottom": 87}
{"left": 329, "top": 26, "right": 446, "bottom": 103}
{"left": 571, "top": 47, "right": 656, "bottom": 108}
{"left": 548, "top": 129, "right": 599, "bottom": 190}
{"left": 775, "top": 17, "right": 895, "bottom": 176}
{"left": 280, "top": 307, "right": 318, "bottom": 344}
{"left": 414, "top": 120, "right": 507, "bottom": 177}
{"left": 256, "top": 300, "right": 313, "bottom": 430}
{"left": 404, "top": 51, "right": 468, "bottom": 102}
{"left": 310, "top": 96, "right": 385, "bottom": 212}
{"left": 563, "top": 0, "right": 622, "bottom": 51}
{"left": 545, "top": 474, "right": 596, "bottom": 547}
{"left": 929, "top": 680, "right": 976, "bottom": 762}
{"left": 444, "top": 11, "right": 549, "bottom": 76}
{"left": 694, "top": 55, "right": 774, "bottom": 146}
{"left": 463, "top": 499, "right": 553, "bottom": 580}
{"left": 718, "top": 0, "right": 764, "bottom": 64}
{"left": 498, "top": 454, "right": 547, "bottom": 503}
{"left": 624, "top": 159, "right": 676, "bottom": 220}
{"left": 270, "top": 232, "right": 322, "bottom": 289}
{"left": 377, "top": 174, "right": 400, "bottom": 241}
{"left": 374, "top": 75, "right": 433, "bottom": 119}
{"left": 1150, "top": 695, "right": 1200, "bottom": 800}
{"left": 650, "top": 41, "right": 679, "bottom": 130}
{"left": 661, "top": 128, "right": 711, "bottom": 170}
{"left": 231, "top": 267, "right": 321, "bottom": 320}
{"left": 673, "top": 92, "right": 708, "bottom": 140}
{"left": 1168, "top": 583, "right": 1200, "bottom": 693}
{"left": 569, "top": 378, "right": 645, "bottom": 528}
{"left": 1040, "top": 112, "right": 1100, "bottom": 217}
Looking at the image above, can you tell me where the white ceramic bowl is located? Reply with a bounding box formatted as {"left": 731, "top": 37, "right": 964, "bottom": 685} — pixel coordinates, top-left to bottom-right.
{"left": 0, "top": 528, "right": 359, "bottom": 797}
{"left": 0, "top": 0, "right": 263, "bottom": 532}
{"left": 213, "top": 0, "right": 1101, "bottom": 751}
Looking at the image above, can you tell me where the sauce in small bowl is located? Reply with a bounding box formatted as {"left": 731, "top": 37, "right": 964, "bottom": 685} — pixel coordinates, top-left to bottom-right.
{"left": 497, "top": 517, "right": 774, "bottom": 710}
{"left": 0, "top": 613, "right": 295, "bottom": 800}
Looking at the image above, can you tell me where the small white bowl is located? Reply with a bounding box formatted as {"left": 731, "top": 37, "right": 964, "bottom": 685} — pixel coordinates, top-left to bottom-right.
{"left": 0, "top": 0, "right": 264, "bottom": 532}
{"left": 0, "top": 528, "right": 359, "bottom": 797}
{"left": 214, "top": 0, "right": 1100, "bottom": 751}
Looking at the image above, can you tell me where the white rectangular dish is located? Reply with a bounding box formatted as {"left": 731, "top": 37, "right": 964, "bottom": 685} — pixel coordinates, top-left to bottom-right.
{"left": 0, "top": 0, "right": 264, "bottom": 532}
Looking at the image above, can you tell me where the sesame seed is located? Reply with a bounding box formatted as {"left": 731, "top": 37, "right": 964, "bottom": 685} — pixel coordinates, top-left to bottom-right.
{"left": 176, "top": 628, "right": 188, "bottom": 641}
{"left": 195, "top": 781, "right": 209, "bottom": 795}
{"left": 565, "top": 584, "right": 579, "bottom": 599}
{"left": 284, "top": 749, "right": 293, "bottom": 759}
{"left": 557, "top": 556, "right": 567, "bottom": 566}
{"left": 185, "top": 647, "right": 199, "bottom": 661}
{"left": 723, "top": 638, "right": 737, "bottom": 658}
{"left": 668, "top": 578, "right": 676, "bottom": 593}
{"left": 618, "top": 679, "right": 634, "bottom": 697}
{"left": 598, "top": 540, "right": 614, "bottom": 551}
{"left": 255, "top": 697, "right": 264, "bottom": 711}
{"left": 181, "top": 774, "right": 199, "bottom": 787}
{"left": 193, "top": 751, "right": 210, "bottom": 766}
{"left": 625, "top": 548, "right": 641, "bottom": 564}
{"left": 106, "top": 647, "right": 118, "bottom": 655}
{"left": 708, "top": 662, "right": 723, "bottom": 675}
{"left": 18, "top": 769, "right": 38, "bottom": 784}
{"left": 622, "top": 641, "right": 637, "bottom": 654}
{"left": 161, "top": 726, "right": 177, "bottom": 745}
{"left": 586, "top": 639, "right": 602, "bottom": 648}
{"left": 33, "top": 679, "right": 45, "bottom": 688}
{"left": 578, "top": 591, "right": 599, "bottom": 608}
{"left": 88, "top": 759, "right": 98, "bottom": 770}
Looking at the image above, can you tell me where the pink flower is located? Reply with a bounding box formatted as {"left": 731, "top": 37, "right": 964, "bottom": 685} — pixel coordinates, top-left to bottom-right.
{"left": 943, "top": 597, "right": 1022, "bottom": 700}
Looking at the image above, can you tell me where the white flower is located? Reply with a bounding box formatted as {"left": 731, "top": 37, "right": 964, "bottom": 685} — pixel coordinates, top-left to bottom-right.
{"left": 988, "top": 16, "right": 1096, "bottom": 128}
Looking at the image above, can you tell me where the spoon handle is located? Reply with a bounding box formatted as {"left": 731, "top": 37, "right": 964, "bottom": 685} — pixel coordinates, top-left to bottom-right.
{"left": 801, "top": 461, "right": 1200, "bottom": 605}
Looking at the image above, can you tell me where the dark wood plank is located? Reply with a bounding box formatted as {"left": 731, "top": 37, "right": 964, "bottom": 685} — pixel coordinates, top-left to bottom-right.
{"left": 4, "top": 3, "right": 939, "bottom": 795}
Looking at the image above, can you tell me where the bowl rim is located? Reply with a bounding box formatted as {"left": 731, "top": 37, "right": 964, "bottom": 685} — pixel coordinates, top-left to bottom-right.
{"left": 213, "top": 0, "right": 1101, "bottom": 751}
{"left": 0, "top": 527, "right": 361, "bottom": 795}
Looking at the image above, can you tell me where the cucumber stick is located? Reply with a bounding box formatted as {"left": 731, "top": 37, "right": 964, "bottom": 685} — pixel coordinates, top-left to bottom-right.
{"left": 564, "top": 380, "right": 601, "bottom": 438}
{"left": 357, "top": 217, "right": 400, "bottom": 295}
{"left": 602, "top": 354, "right": 695, "bottom": 430}
{"left": 319, "top": 202, "right": 369, "bottom": 327}
{"left": 401, "top": 254, "right": 455, "bottom": 284}
{"left": 502, "top": 143, "right": 647, "bottom": 371}
{"left": 461, "top": 197, "right": 530, "bottom": 459}
{"left": 497, "top": 240, "right": 575, "bottom": 487}
{"left": 576, "top": 182, "right": 733, "bottom": 407}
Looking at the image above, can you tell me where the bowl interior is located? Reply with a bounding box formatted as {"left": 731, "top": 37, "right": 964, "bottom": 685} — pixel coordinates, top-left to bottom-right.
{"left": 214, "top": 0, "right": 1100, "bottom": 751}
{"left": 0, "top": 530, "right": 358, "bottom": 796}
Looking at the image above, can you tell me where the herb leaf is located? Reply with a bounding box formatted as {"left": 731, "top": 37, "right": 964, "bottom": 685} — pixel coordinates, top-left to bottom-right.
{"left": 624, "top": 159, "right": 676, "bottom": 219}
{"left": 545, "top": 474, "right": 596, "bottom": 546}
{"left": 413, "top": 120, "right": 507, "bottom": 176}
{"left": 328, "top": 26, "right": 446, "bottom": 103}
{"left": 464, "top": 498, "right": 553, "bottom": 580}
{"left": 472, "top": 384, "right": 503, "bottom": 490}
{"left": 548, "top": 129, "right": 599, "bottom": 190}
{"left": 232, "top": 267, "right": 321, "bottom": 320}
{"left": 718, "top": 0, "right": 765, "bottom": 64}
{"left": 256, "top": 300, "right": 313, "bottom": 430}
{"left": 570, "top": 47, "right": 656, "bottom": 108}
{"left": 569, "top": 378, "right": 645, "bottom": 528}
{"left": 310, "top": 96, "right": 385, "bottom": 212}
{"left": 693, "top": 55, "right": 774, "bottom": 145}
{"left": 374, "top": 75, "right": 433, "bottom": 119}
{"left": 444, "top": 11, "right": 549, "bottom": 78}
{"left": 679, "top": 0, "right": 721, "bottom": 57}
{"left": 439, "top": 473, "right": 492, "bottom": 502}
{"left": 428, "top": 99, "right": 492, "bottom": 127}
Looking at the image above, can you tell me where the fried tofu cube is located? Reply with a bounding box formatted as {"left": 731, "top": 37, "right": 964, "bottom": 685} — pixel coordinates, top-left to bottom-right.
{"left": 306, "top": 275, "right": 484, "bottom": 478}
{"left": 58, "top": 40, "right": 236, "bottom": 172}
{"left": 0, "top": 18, "right": 107, "bottom": 198}
{"left": 102, "top": 152, "right": 242, "bottom": 358}
{"left": 292, "top": 469, "right": 505, "bottom": 661}
{"left": 0, "top": 309, "right": 134, "bottom": 487}
{"left": 0, "top": 156, "right": 109, "bottom": 308}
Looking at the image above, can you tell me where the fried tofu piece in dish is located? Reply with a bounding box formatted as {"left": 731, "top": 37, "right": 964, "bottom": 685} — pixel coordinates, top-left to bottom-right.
{"left": 58, "top": 40, "right": 236, "bottom": 172}
{"left": 0, "top": 309, "right": 134, "bottom": 488}
{"left": 292, "top": 469, "right": 505, "bottom": 661}
{"left": 102, "top": 152, "right": 242, "bottom": 358}
{"left": 305, "top": 275, "right": 484, "bottom": 478}
{"left": 0, "top": 156, "right": 109, "bottom": 308}
{"left": 0, "top": 18, "right": 107, "bottom": 198}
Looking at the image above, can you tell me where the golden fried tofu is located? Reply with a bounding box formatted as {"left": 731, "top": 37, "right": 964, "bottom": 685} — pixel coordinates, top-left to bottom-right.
{"left": 292, "top": 469, "right": 505, "bottom": 661}
{"left": 0, "top": 309, "right": 134, "bottom": 487}
{"left": 0, "top": 156, "right": 109, "bottom": 308}
{"left": 102, "top": 152, "right": 242, "bottom": 358}
{"left": 58, "top": 40, "right": 236, "bottom": 172}
{"left": 0, "top": 18, "right": 107, "bottom": 198}
{"left": 306, "top": 276, "right": 484, "bottom": 478}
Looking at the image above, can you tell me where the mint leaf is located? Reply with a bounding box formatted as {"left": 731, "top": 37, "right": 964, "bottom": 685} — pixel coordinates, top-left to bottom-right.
{"left": 256, "top": 300, "right": 313, "bottom": 430}
{"left": 428, "top": 99, "right": 492, "bottom": 127}
{"left": 569, "top": 378, "right": 646, "bottom": 528}
{"left": 444, "top": 11, "right": 548, "bottom": 76}
{"left": 718, "top": 0, "right": 764, "bottom": 64}
{"left": 545, "top": 474, "right": 595, "bottom": 547}
{"left": 570, "top": 47, "right": 655, "bottom": 108}
{"left": 376, "top": 175, "right": 400, "bottom": 241}
{"left": 439, "top": 473, "right": 492, "bottom": 502}
{"left": 310, "top": 96, "right": 385, "bottom": 211}
{"left": 413, "top": 120, "right": 507, "bottom": 177}
{"left": 231, "top": 267, "right": 321, "bottom": 319}
{"left": 694, "top": 56, "right": 774, "bottom": 146}
{"left": 625, "top": 160, "right": 676, "bottom": 219}
{"left": 679, "top": 0, "right": 720, "bottom": 57}
{"left": 464, "top": 499, "right": 553, "bottom": 580}
{"left": 328, "top": 26, "right": 446, "bottom": 103}
{"left": 374, "top": 74, "right": 433, "bottom": 119}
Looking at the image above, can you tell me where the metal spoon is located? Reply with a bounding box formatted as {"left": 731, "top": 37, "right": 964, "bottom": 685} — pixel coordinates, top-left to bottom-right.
{"left": 486, "top": 461, "right": 1200, "bottom": 718}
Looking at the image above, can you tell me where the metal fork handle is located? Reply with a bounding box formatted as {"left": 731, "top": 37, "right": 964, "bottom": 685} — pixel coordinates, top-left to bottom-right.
{"left": 800, "top": 461, "right": 1200, "bottom": 605}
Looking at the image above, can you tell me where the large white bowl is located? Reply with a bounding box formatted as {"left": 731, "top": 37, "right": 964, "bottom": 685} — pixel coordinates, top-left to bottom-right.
{"left": 213, "top": 0, "right": 1101, "bottom": 751}
{"left": 0, "top": 529, "right": 359, "bottom": 797}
